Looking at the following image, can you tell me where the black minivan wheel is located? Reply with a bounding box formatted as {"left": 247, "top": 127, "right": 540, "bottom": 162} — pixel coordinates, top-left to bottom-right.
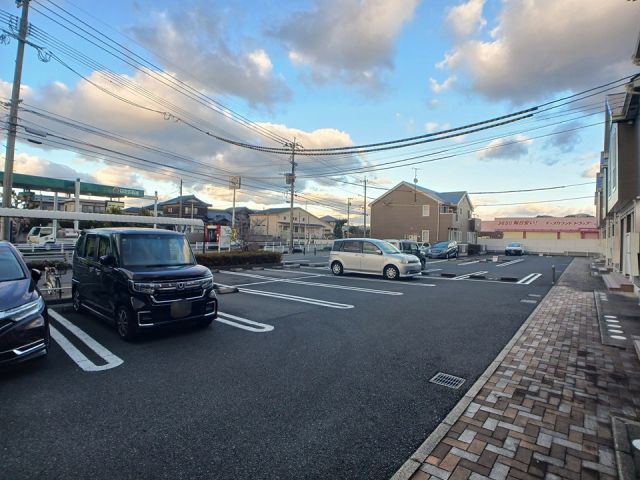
{"left": 115, "top": 305, "right": 138, "bottom": 341}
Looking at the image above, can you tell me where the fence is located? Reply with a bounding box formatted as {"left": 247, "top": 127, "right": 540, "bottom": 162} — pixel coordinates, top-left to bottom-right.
{"left": 478, "top": 238, "right": 601, "bottom": 256}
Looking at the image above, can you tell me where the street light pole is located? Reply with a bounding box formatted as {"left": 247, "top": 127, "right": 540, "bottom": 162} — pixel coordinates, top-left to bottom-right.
{"left": 2, "top": 0, "right": 30, "bottom": 241}
{"left": 346, "top": 198, "right": 352, "bottom": 238}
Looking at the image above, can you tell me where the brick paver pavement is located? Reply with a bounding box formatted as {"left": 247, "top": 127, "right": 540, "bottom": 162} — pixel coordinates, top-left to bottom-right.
{"left": 404, "top": 258, "right": 640, "bottom": 480}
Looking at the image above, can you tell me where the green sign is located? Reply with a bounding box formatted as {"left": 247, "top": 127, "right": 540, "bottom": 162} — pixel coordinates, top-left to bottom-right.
{"left": 0, "top": 172, "right": 144, "bottom": 198}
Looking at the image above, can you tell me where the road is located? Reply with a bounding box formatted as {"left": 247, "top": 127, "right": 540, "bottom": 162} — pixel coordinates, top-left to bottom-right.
{"left": 1, "top": 254, "right": 571, "bottom": 480}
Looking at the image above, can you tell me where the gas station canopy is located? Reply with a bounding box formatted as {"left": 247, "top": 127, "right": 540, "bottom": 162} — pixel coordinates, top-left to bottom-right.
{"left": 0, "top": 172, "right": 145, "bottom": 198}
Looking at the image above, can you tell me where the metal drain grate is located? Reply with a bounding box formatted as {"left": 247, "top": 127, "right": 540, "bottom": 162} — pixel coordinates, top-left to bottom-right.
{"left": 429, "top": 372, "right": 466, "bottom": 389}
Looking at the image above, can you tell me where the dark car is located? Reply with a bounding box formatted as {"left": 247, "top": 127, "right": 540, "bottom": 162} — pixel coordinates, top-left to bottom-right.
{"left": 0, "top": 241, "right": 49, "bottom": 366}
{"left": 384, "top": 239, "right": 427, "bottom": 268}
{"left": 428, "top": 240, "right": 459, "bottom": 259}
{"left": 72, "top": 228, "right": 217, "bottom": 341}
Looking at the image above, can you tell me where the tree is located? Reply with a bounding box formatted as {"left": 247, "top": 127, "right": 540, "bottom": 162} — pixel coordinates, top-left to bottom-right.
{"left": 333, "top": 219, "right": 347, "bottom": 239}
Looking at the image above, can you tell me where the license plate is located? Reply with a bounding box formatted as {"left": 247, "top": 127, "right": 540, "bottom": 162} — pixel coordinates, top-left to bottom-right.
{"left": 170, "top": 300, "right": 192, "bottom": 318}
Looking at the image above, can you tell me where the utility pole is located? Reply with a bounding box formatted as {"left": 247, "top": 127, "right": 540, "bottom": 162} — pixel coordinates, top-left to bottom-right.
{"left": 178, "top": 179, "right": 183, "bottom": 219}
{"left": 363, "top": 177, "right": 368, "bottom": 238}
{"left": 284, "top": 138, "right": 299, "bottom": 254}
{"left": 346, "top": 198, "right": 352, "bottom": 238}
{"left": 2, "top": 0, "right": 30, "bottom": 241}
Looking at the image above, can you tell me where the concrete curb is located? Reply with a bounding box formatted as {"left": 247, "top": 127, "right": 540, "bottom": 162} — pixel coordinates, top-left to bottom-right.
{"left": 390, "top": 258, "right": 575, "bottom": 480}
{"left": 611, "top": 416, "right": 640, "bottom": 480}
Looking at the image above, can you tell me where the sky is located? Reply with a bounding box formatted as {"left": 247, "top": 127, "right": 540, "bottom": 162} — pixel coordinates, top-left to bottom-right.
{"left": 1, "top": 0, "right": 639, "bottom": 223}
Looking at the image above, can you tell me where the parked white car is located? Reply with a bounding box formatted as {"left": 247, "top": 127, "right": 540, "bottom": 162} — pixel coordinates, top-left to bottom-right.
{"left": 329, "top": 238, "right": 422, "bottom": 280}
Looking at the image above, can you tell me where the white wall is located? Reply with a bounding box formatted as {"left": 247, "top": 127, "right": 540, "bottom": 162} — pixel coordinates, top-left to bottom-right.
{"left": 479, "top": 238, "right": 601, "bottom": 256}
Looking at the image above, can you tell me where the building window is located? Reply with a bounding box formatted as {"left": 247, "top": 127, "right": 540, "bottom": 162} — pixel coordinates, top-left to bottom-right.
{"left": 167, "top": 207, "right": 174, "bottom": 213}
{"left": 421, "top": 230, "right": 429, "bottom": 242}
{"left": 283, "top": 216, "right": 286, "bottom": 220}
{"left": 422, "top": 205, "right": 430, "bottom": 217}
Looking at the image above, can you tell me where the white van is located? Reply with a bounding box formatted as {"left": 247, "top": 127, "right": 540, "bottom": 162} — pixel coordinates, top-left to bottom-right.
{"left": 27, "top": 227, "right": 79, "bottom": 245}
{"left": 27, "top": 226, "right": 56, "bottom": 244}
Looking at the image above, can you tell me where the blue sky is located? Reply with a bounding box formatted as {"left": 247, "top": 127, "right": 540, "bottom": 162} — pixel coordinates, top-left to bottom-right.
{"left": 1, "top": 0, "right": 639, "bottom": 221}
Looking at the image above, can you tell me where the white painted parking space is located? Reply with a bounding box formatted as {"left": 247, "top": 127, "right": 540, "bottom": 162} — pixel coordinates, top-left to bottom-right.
{"left": 216, "top": 312, "right": 274, "bottom": 333}
{"left": 452, "top": 270, "right": 488, "bottom": 280}
{"left": 49, "top": 310, "right": 124, "bottom": 372}
{"left": 517, "top": 273, "right": 542, "bottom": 284}
{"left": 217, "top": 284, "right": 355, "bottom": 309}
{"left": 457, "top": 260, "right": 480, "bottom": 266}
{"left": 222, "top": 271, "right": 404, "bottom": 295}
{"left": 496, "top": 258, "right": 525, "bottom": 268}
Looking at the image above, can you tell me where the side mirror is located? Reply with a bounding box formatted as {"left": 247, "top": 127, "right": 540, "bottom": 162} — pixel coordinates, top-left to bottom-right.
{"left": 31, "top": 269, "right": 41, "bottom": 283}
{"left": 99, "top": 255, "right": 115, "bottom": 266}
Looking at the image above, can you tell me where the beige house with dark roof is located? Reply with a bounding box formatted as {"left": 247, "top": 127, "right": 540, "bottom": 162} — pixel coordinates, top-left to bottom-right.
{"left": 249, "top": 207, "right": 332, "bottom": 241}
{"left": 370, "top": 182, "right": 478, "bottom": 244}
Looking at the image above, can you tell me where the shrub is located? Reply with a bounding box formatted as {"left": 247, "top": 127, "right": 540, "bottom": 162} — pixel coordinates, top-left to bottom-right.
{"left": 26, "top": 260, "right": 71, "bottom": 273}
{"left": 195, "top": 251, "right": 282, "bottom": 268}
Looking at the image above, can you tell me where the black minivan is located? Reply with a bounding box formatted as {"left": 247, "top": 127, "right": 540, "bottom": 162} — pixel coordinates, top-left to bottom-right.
{"left": 72, "top": 228, "right": 217, "bottom": 340}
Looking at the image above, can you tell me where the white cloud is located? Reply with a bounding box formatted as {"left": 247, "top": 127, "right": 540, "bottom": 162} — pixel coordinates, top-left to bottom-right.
{"left": 478, "top": 134, "right": 532, "bottom": 160}
{"left": 425, "top": 121, "right": 451, "bottom": 133}
{"left": 436, "top": 0, "right": 640, "bottom": 103}
{"left": 445, "top": 0, "right": 487, "bottom": 39}
{"left": 582, "top": 162, "right": 600, "bottom": 179}
{"left": 4, "top": 74, "right": 360, "bottom": 210}
{"left": 425, "top": 122, "right": 439, "bottom": 133}
{"left": 544, "top": 121, "right": 582, "bottom": 153}
{"left": 271, "top": 0, "right": 420, "bottom": 90}
{"left": 429, "top": 75, "right": 456, "bottom": 94}
{"left": 128, "top": 9, "right": 290, "bottom": 108}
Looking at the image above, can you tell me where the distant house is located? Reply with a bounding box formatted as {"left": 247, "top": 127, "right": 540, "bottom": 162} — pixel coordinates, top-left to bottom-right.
{"left": 156, "top": 195, "right": 211, "bottom": 223}
{"left": 370, "top": 181, "right": 477, "bottom": 244}
{"left": 249, "top": 207, "right": 332, "bottom": 242}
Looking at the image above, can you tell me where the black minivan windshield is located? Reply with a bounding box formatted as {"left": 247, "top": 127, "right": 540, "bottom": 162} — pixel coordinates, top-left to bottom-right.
{"left": 117, "top": 234, "right": 195, "bottom": 268}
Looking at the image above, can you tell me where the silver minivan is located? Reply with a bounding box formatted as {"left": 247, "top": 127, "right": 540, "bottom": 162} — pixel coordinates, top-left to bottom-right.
{"left": 329, "top": 238, "right": 422, "bottom": 280}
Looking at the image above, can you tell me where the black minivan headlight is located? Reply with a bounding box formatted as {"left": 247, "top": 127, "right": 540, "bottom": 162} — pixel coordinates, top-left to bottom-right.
{"left": 0, "top": 296, "right": 45, "bottom": 323}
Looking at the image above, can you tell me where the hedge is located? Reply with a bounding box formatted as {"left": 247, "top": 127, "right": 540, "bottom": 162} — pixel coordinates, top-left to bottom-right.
{"left": 26, "top": 260, "right": 71, "bottom": 273}
{"left": 195, "top": 251, "right": 282, "bottom": 268}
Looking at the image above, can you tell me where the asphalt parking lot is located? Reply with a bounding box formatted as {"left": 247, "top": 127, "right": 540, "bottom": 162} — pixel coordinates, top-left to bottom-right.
{"left": 1, "top": 254, "right": 571, "bottom": 480}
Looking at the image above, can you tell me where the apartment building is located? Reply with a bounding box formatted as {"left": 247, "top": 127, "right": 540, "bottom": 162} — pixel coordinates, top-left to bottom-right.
{"left": 370, "top": 182, "right": 477, "bottom": 244}
{"left": 597, "top": 73, "right": 640, "bottom": 278}
{"left": 594, "top": 32, "right": 640, "bottom": 281}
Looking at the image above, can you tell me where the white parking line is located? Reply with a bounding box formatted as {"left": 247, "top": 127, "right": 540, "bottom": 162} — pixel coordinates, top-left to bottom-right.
{"left": 423, "top": 268, "right": 442, "bottom": 273}
{"left": 216, "top": 312, "right": 274, "bottom": 333}
{"left": 424, "top": 259, "right": 449, "bottom": 264}
{"left": 517, "top": 273, "right": 542, "bottom": 285}
{"left": 452, "top": 270, "right": 488, "bottom": 280}
{"left": 49, "top": 310, "right": 123, "bottom": 372}
{"left": 496, "top": 259, "right": 525, "bottom": 268}
{"left": 457, "top": 260, "right": 480, "bottom": 266}
{"left": 222, "top": 271, "right": 404, "bottom": 295}
{"left": 220, "top": 285, "right": 354, "bottom": 309}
